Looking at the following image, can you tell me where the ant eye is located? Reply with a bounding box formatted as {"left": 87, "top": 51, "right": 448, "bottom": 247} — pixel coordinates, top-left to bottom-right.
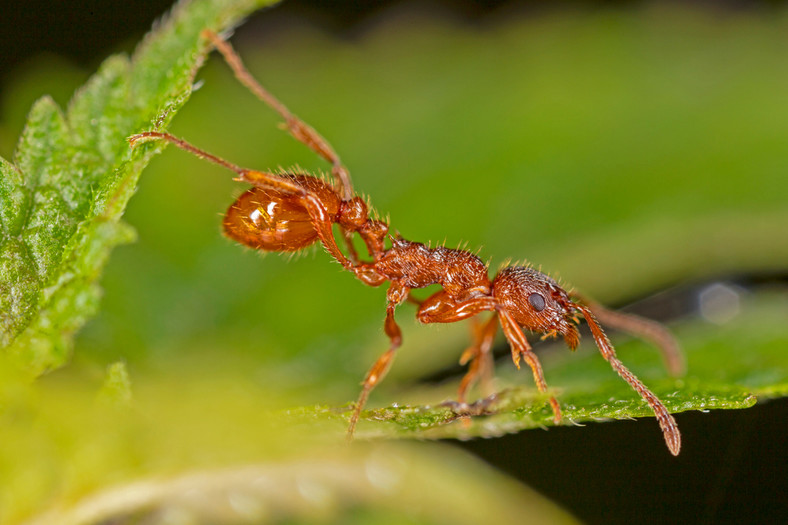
{"left": 528, "top": 292, "right": 546, "bottom": 312}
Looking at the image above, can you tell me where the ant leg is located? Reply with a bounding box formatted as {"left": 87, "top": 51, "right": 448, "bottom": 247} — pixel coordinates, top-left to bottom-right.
{"left": 416, "top": 292, "right": 498, "bottom": 423}
{"left": 201, "top": 30, "right": 354, "bottom": 201}
{"left": 347, "top": 283, "right": 409, "bottom": 439}
{"left": 340, "top": 230, "right": 361, "bottom": 266}
{"left": 416, "top": 290, "right": 496, "bottom": 403}
{"left": 573, "top": 294, "right": 685, "bottom": 376}
{"left": 129, "top": 132, "right": 314, "bottom": 197}
{"left": 416, "top": 290, "right": 497, "bottom": 325}
{"left": 497, "top": 310, "right": 562, "bottom": 424}
{"left": 457, "top": 314, "right": 498, "bottom": 404}
{"left": 576, "top": 304, "right": 681, "bottom": 455}
{"left": 129, "top": 132, "right": 356, "bottom": 271}
{"left": 129, "top": 132, "right": 246, "bottom": 174}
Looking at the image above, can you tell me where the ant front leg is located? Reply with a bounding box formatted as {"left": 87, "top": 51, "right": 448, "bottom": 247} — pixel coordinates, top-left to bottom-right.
{"left": 347, "top": 282, "right": 409, "bottom": 439}
{"left": 497, "top": 309, "right": 562, "bottom": 424}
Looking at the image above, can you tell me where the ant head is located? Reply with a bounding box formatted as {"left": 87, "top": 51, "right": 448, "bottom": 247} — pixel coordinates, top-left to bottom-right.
{"left": 492, "top": 266, "right": 580, "bottom": 349}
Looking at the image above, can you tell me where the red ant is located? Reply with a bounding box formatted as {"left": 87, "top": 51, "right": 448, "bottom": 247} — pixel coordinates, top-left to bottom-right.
{"left": 129, "top": 30, "right": 684, "bottom": 455}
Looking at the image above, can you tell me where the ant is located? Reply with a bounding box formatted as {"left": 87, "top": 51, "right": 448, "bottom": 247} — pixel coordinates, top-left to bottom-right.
{"left": 129, "top": 30, "right": 684, "bottom": 455}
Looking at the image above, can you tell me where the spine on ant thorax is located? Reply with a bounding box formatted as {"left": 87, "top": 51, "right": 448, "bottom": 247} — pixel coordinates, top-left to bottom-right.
{"left": 373, "top": 238, "right": 491, "bottom": 296}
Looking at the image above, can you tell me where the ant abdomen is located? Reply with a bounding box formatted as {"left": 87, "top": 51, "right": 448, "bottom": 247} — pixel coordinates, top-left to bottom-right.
{"left": 222, "top": 174, "right": 341, "bottom": 252}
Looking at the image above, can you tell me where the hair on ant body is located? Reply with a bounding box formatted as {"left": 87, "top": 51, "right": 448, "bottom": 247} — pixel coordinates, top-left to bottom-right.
{"left": 129, "top": 30, "right": 684, "bottom": 456}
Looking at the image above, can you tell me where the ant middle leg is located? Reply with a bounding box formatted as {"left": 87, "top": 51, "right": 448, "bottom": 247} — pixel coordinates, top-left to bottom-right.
{"left": 347, "top": 282, "right": 409, "bottom": 439}
{"left": 415, "top": 293, "right": 499, "bottom": 422}
{"left": 457, "top": 314, "right": 498, "bottom": 404}
{"left": 449, "top": 314, "right": 498, "bottom": 428}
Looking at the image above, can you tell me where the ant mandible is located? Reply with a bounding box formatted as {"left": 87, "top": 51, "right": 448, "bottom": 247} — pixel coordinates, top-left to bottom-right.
{"left": 129, "top": 30, "right": 684, "bottom": 456}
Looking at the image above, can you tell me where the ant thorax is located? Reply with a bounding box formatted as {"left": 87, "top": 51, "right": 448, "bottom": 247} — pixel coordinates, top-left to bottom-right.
{"left": 374, "top": 238, "right": 491, "bottom": 297}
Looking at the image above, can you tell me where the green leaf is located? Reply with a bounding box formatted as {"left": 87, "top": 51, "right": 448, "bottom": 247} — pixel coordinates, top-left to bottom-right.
{"left": 0, "top": 0, "right": 279, "bottom": 376}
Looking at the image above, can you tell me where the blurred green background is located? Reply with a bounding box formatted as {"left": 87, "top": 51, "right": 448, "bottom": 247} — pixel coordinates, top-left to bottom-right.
{"left": 1, "top": 1, "right": 787, "bottom": 523}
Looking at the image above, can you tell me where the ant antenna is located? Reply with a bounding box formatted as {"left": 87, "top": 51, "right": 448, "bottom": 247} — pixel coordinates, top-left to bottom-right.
{"left": 576, "top": 304, "right": 681, "bottom": 456}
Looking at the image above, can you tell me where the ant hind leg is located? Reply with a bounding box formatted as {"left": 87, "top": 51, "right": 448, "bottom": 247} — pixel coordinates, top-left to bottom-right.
{"left": 202, "top": 30, "right": 361, "bottom": 264}
{"left": 202, "top": 29, "right": 355, "bottom": 201}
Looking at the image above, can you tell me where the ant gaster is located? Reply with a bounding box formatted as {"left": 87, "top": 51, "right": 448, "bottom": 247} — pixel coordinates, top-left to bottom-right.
{"left": 129, "top": 30, "right": 684, "bottom": 456}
